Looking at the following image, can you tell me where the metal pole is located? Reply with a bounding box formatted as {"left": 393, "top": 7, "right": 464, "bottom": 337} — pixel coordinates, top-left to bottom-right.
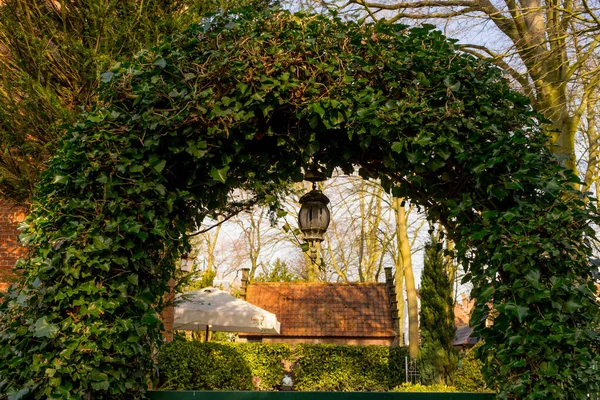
{"left": 592, "top": 362, "right": 598, "bottom": 400}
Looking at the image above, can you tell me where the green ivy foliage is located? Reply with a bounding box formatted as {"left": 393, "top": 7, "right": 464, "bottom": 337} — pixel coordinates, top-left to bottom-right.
{"left": 0, "top": 6, "right": 599, "bottom": 399}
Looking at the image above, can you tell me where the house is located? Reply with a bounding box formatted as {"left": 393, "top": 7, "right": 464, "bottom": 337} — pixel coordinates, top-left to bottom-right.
{"left": 0, "top": 200, "right": 26, "bottom": 291}
{"left": 238, "top": 268, "right": 401, "bottom": 346}
{"left": 453, "top": 325, "right": 479, "bottom": 349}
{"left": 454, "top": 293, "right": 474, "bottom": 327}
{"left": 452, "top": 294, "right": 481, "bottom": 349}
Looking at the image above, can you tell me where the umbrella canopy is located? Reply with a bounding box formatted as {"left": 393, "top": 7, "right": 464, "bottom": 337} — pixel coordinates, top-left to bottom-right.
{"left": 173, "top": 287, "right": 281, "bottom": 334}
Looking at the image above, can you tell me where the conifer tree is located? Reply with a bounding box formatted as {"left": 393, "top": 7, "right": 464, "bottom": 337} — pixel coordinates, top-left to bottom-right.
{"left": 417, "top": 235, "right": 458, "bottom": 384}
{"left": 0, "top": 0, "right": 275, "bottom": 203}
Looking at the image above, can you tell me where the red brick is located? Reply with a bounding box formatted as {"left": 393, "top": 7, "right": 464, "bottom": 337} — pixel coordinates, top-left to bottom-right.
{"left": 0, "top": 201, "right": 27, "bottom": 291}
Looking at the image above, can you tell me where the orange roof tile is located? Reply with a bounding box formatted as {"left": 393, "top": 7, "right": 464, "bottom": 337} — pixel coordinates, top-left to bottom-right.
{"left": 245, "top": 282, "right": 396, "bottom": 338}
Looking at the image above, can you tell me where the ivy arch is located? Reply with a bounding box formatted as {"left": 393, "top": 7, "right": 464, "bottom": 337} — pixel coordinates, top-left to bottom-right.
{"left": 1, "top": 8, "right": 598, "bottom": 400}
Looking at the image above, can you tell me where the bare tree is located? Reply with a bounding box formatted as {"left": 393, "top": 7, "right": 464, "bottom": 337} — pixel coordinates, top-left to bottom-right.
{"left": 320, "top": 175, "right": 392, "bottom": 282}
{"left": 317, "top": 173, "right": 428, "bottom": 354}
{"left": 218, "top": 190, "right": 300, "bottom": 281}
{"left": 391, "top": 197, "right": 425, "bottom": 358}
{"left": 312, "top": 0, "right": 600, "bottom": 184}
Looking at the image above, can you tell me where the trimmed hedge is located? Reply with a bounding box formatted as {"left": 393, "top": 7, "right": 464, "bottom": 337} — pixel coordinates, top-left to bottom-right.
{"left": 158, "top": 342, "right": 292, "bottom": 390}
{"left": 294, "top": 344, "right": 407, "bottom": 391}
{"left": 391, "top": 383, "right": 458, "bottom": 392}
{"left": 158, "top": 342, "right": 408, "bottom": 391}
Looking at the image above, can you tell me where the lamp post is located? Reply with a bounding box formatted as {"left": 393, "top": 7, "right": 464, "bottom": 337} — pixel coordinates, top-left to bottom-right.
{"left": 298, "top": 172, "right": 331, "bottom": 276}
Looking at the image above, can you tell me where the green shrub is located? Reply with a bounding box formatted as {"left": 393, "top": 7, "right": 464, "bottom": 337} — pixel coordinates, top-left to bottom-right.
{"left": 388, "top": 346, "right": 409, "bottom": 388}
{"left": 453, "top": 343, "right": 493, "bottom": 393}
{"left": 158, "top": 341, "right": 409, "bottom": 391}
{"left": 158, "top": 341, "right": 254, "bottom": 390}
{"left": 293, "top": 344, "right": 408, "bottom": 391}
{"left": 159, "top": 341, "right": 293, "bottom": 390}
{"left": 391, "top": 383, "right": 458, "bottom": 392}
{"left": 237, "top": 343, "right": 293, "bottom": 390}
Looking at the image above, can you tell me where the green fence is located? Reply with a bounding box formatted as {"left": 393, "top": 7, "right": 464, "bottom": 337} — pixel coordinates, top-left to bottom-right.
{"left": 147, "top": 391, "right": 496, "bottom": 400}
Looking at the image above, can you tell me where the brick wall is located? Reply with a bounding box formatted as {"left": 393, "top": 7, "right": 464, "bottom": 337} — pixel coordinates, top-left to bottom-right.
{"left": 0, "top": 201, "right": 27, "bottom": 291}
{"left": 254, "top": 336, "right": 394, "bottom": 346}
{"left": 161, "top": 279, "right": 176, "bottom": 342}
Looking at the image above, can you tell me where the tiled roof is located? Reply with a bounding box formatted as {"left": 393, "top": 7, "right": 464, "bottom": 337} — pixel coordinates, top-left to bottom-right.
{"left": 245, "top": 282, "right": 396, "bottom": 338}
{"left": 453, "top": 325, "right": 479, "bottom": 346}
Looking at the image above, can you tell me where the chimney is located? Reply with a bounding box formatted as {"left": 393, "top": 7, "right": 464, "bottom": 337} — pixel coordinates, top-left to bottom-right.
{"left": 240, "top": 268, "right": 250, "bottom": 300}
{"left": 384, "top": 267, "right": 401, "bottom": 346}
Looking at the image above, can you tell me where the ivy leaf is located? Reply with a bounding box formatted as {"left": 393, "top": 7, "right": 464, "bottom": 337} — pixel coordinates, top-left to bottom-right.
{"left": 515, "top": 305, "right": 529, "bottom": 323}
{"left": 479, "top": 286, "right": 493, "bottom": 300}
{"left": 210, "top": 166, "right": 230, "bottom": 183}
{"left": 141, "top": 310, "right": 160, "bottom": 325}
{"left": 34, "top": 317, "right": 59, "bottom": 339}
{"left": 565, "top": 299, "right": 582, "bottom": 312}
{"left": 101, "top": 72, "right": 114, "bottom": 83}
{"left": 444, "top": 75, "right": 460, "bottom": 91}
{"left": 91, "top": 381, "right": 110, "bottom": 391}
{"left": 311, "top": 103, "right": 325, "bottom": 118}
{"left": 305, "top": 142, "right": 320, "bottom": 156}
{"left": 153, "top": 159, "right": 166, "bottom": 173}
{"left": 525, "top": 269, "right": 541, "bottom": 285}
{"left": 391, "top": 141, "right": 403, "bottom": 153}
{"left": 128, "top": 274, "right": 139, "bottom": 286}
{"left": 6, "top": 388, "right": 31, "bottom": 400}
{"left": 53, "top": 175, "right": 69, "bottom": 184}
{"left": 153, "top": 58, "right": 167, "bottom": 69}
{"left": 469, "top": 230, "right": 487, "bottom": 240}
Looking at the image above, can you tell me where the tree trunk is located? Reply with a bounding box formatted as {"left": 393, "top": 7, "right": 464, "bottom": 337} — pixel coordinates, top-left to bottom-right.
{"left": 583, "top": 100, "right": 600, "bottom": 197}
{"left": 393, "top": 197, "right": 419, "bottom": 358}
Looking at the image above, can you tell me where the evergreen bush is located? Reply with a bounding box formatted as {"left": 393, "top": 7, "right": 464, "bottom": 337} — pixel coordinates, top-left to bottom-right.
{"left": 158, "top": 342, "right": 255, "bottom": 390}
{"left": 453, "top": 343, "right": 491, "bottom": 393}
{"left": 158, "top": 342, "right": 408, "bottom": 391}
{"left": 294, "top": 344, "right": 407, "bottom": 391}
{"left": 417, "top": 236, "right": 458, "bottom": 384}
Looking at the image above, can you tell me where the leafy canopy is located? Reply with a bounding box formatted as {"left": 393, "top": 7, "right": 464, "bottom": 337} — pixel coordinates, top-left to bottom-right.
{"left": 0, "top": 7, "right": 599, "bottom": 400}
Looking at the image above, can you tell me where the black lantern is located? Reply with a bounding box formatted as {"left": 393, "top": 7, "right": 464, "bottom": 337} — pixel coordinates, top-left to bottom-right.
{"left": 298, "top": 172, "right": 331, "bottom": 266}
{"left": 298, "top": 188, "right": 330, "bottom": 242}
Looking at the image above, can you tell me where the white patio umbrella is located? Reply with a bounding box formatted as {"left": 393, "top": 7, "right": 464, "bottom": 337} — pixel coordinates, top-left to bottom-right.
{"left": 173, "top": 287, "right": 281, "bottom": 335}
